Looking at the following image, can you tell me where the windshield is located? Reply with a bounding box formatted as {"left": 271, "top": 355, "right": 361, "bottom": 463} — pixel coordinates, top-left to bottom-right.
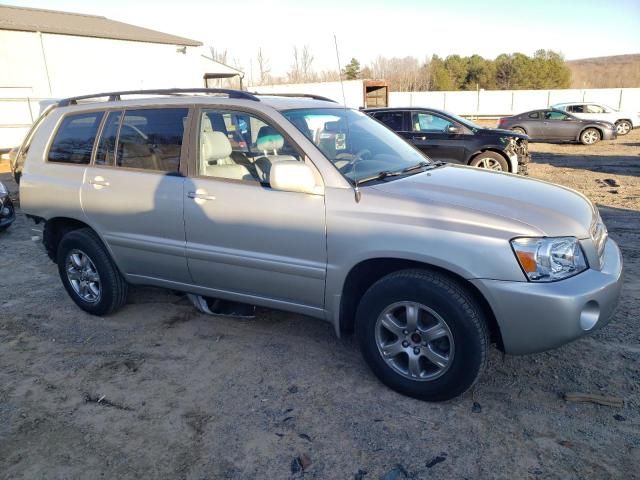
{"left": 282, "top": 108, "right": 431, "bottom": 183}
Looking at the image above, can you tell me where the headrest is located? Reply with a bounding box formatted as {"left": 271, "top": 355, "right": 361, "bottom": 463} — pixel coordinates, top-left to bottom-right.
{"left": 257, "top": 126, "right": 284, "bottom": 152}
{"left": 205, "top": 131, "right": 232, "bottom": 159}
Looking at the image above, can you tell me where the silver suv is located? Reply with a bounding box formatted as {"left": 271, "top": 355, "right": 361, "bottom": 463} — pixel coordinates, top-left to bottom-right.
{"left": 20, "top": 89, "right": 623, "bottom": 401}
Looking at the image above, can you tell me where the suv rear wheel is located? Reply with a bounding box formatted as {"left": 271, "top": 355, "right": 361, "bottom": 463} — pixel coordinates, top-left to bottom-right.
{"left": 355, "top": 269, "right": 489, "bottom": 401}
{"left": 57, "top": 228, "right": 128, "bottom": 315}
{"left": 469, "top": 151, "right": 509, "bottom": 171}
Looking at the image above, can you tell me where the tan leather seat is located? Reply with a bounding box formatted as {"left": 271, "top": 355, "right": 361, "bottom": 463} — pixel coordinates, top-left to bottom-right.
{"left": 200, "top": 116, "right": 235, "bottom": 171}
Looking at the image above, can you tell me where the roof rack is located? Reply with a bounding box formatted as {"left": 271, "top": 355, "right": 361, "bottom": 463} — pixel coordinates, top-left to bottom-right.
{"left": 252, "top": 92, "right": 338, "bottom": 103}
{"left": 57, "top": 88, "right": 260, "bottom": 107}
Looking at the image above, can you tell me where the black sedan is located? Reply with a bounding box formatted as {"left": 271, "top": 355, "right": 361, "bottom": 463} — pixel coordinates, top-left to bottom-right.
{"left": 364, "top": 107, "right": 530, "bottom": 174}
{"left": 498, "top": 109, "right": 617, "bottom": 145}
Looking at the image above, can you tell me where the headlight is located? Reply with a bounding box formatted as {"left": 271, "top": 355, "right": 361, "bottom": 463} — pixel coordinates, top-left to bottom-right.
{"left": 511, "top": 237, "right": 588, "bottom": 282}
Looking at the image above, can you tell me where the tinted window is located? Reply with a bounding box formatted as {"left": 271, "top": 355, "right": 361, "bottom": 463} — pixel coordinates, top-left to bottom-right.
{"left": 95, "top": 111, "right": 122, "bottom": 166}
{"left": 567, "top": 105, "right": 584, "bottom": 113}
{"left": 412, "top": 112, "right": 452, "bottom": 132}
{"left": 48, "top": 112, "right": 103, "bottom": 164}
{"left": 117, "top": 108, "right": 187, "bottom": 172}
{"left": 528, "top": 112, "right": 540, "bottom": 119}
{"left": 199, "top": 109, "right": 301, "bottom": 184}
{"left": 374, "top": 112, "right": 404, "bottom": 131}
{"left": 585, "top": 104, "right": 605, "bottom": 113}
{"left": 545, "top": 111, "right": 570, "bottom": 121}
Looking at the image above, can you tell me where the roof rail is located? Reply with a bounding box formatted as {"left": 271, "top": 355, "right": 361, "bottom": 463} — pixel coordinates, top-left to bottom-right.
{"left": 57, "top": 88, "right": 260, "bottom": 107}
{"left": 252, "top": 92, "right": 338, "bottom": 103}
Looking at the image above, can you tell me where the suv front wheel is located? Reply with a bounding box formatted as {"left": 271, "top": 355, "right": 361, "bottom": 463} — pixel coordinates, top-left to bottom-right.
{"left": 355, "top": 269, "right": 489, "bottom": 401}
{"left": 57, "top": 228, "right": 128, "bottom": 315}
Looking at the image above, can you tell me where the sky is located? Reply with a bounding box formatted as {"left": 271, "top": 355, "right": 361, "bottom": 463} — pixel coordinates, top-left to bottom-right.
{"left": 5, "top": 0, "right": 640, "bottom": 81}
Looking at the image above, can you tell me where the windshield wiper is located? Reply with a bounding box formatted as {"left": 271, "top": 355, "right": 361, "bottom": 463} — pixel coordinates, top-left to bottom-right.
{"left": 357, "top": 161, "right": 435, "bottom": 185}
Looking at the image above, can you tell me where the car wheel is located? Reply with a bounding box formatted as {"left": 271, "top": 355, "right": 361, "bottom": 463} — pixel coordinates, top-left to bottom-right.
{"left": 615, "top": 120, "right": 631, "bottom": 135}
{"left": 57, "top": 228, "right": 128, "bottom": 315}
{"left": 581, "top": 128, "right": 601, "bottom": 145}
{"left": 469, "top": 151, "right": 509, "bottom": 171}
{"left": 511, "top": 127, "right": 526, "bottom": 134}
{"left": 355, "top": 269, "right": 489, "bottom": 401}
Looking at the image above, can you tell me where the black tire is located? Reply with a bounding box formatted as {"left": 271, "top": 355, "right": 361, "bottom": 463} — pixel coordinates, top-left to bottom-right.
{"left": 511, "top": 127, "right": 526, "bottom": 134}
{"left": 355, "top": 269, "right": 489, "bottom": 402}
{"left": 580, "top": 127, "right": 601, "bottom": 145}
{"left": 469, "top": 151, "right": 510, "bottom": 172}
{"left": 615, "top": 120, "right": 632, "bottom": 136}
{"left": 57, "top": 228, "right": 128, "bottom": 315}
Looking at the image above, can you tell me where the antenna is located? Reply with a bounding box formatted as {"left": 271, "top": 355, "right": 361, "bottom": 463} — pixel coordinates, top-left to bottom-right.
{"left": 333, "top": 34, "right": 361, "bottom": 203}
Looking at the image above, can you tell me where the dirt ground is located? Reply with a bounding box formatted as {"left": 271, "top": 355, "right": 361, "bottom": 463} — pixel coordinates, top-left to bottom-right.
{"left": 1, "top": 131, "right": 639, "bottom": 480}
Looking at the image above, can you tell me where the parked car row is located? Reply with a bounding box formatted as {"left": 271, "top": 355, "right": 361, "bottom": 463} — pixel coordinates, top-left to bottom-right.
{"left": 364, "top": 107, "right": 530, "bottom": 174}
{"left": 16, "top": 88, "right": 623, "bottom": 402}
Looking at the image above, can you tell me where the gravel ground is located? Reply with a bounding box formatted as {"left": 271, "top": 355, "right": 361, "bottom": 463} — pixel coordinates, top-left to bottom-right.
{"left": 1, "top": 130, "right": 639, "bottom": 479}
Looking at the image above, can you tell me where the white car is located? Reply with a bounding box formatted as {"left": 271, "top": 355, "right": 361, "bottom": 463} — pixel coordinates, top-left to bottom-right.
{"left": 552, "top": 102, "right": 640, "bottom": 136}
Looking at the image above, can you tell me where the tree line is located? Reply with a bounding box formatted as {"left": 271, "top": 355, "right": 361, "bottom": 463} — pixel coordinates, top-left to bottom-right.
{"left": 246, "top": 47, "right": 571, "bottom": 91}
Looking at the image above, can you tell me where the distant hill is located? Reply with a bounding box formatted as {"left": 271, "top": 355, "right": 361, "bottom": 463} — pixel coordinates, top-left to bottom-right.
{"left": 567, "top": 54, "right": 640, "bottom": 88}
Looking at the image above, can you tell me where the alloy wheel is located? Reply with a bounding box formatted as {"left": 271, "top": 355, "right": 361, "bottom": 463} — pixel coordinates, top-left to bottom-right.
{"left": 582, "top": 130, "right": 599, "bottom": 144}
{"left": 65, "top": 249, "right": 101, "bottom": 303}
{"left": 616, "top": 121, "right": 631, "bottom": 135}
{"left": 375, "top": 301, "right": 454, "bottom": 381}
{"left": 475, "top": 157, "right": 504, "bottom": 170}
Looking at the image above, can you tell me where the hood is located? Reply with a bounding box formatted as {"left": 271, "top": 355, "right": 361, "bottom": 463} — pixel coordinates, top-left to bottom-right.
{"left": 477, "top": 127, "right": 528, "bottom": 140}
{"left": 371, "top": 165, "right": 595, "bottom": 239}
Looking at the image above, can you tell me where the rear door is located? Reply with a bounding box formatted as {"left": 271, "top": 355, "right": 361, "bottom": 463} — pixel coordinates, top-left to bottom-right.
{"left": 407, "top": 111, "right": 467, "bottom": 163}
{"left": 81, "top": 107, "right": 191, "bottom": 283}
{"left": 522, "top": 111, "right": 546, "bottom": 138}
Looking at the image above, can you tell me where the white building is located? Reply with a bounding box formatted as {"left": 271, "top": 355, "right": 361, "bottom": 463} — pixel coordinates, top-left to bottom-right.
{"left": 0, "top": 4, "right": 243, "bottom": 149}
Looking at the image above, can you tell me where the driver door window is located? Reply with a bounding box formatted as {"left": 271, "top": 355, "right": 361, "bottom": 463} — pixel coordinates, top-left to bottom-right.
{"left": 412, "top": 112, "right": 453, "bottom": 132}
{"left": 198, "top": 110, "right": 301, "bottom": 184}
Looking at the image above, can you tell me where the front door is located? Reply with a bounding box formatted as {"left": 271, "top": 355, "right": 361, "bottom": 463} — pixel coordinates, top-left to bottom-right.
{"left": 405, "top": 111, "right": 467, "bottom": 163}
{"left": 183, "top": 108, "right": 327, "bottom": 310}
{"left": 542, "top": 110, "right": 579, "bottom": 140}
{"left": 81, "top": 107, "right": 191, "bottom": 283}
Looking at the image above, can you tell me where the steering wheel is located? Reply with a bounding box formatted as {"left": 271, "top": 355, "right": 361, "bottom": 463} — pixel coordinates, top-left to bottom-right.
{"left": 336, "top": 149, "right": 372, "bottom": 173}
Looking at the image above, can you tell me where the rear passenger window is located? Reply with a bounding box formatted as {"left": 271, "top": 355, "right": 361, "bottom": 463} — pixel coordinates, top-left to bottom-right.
{"left": 117, "top": 108, "right": 187, "bottom": 172}
{"left": 48, "top": 112, "right": 103, "bottom": 164}
{"left": 528, "top": 112, "right": 540, "bottom": 119}
{"left": 95, "top": 111, "right": 122, "bottom": 166}
{"left": 374, "top": 112, "right": 404, "bottom": 131}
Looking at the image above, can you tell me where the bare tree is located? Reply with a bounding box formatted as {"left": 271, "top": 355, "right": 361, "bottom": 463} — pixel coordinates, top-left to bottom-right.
{"left": 209, "top": 47, "right": 229, "bottom": 65}
{"left": 300, "top": 45, "right": 315, "bottom": 82}
{"left": 256, "top": 48, "right": 271, "bottom": 85}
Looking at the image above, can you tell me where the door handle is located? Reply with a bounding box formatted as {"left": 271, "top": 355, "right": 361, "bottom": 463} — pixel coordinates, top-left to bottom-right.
{"left": 89, "top": 176, "right": 110, "bottom": 187}
{"left": 187, "top": 190, "right": 216, "bottom": 201}
{"left": 413, "top": 135, "right": 427, "bottom": 140}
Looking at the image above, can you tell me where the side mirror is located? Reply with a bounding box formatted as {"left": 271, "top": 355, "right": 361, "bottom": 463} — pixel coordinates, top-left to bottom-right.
{"left": 447, "top": 125, "right": 460, "bottom": 134}
{"left": 270, "top": 161, "right": 323, "bottom": 195}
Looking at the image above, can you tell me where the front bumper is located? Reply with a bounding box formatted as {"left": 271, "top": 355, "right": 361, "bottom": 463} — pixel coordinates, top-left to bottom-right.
{"left": 471, "top": 238, "right": 623, "bottom": 355}
{"left": 602, "top": 129, "right": 617, "bottom": 141}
